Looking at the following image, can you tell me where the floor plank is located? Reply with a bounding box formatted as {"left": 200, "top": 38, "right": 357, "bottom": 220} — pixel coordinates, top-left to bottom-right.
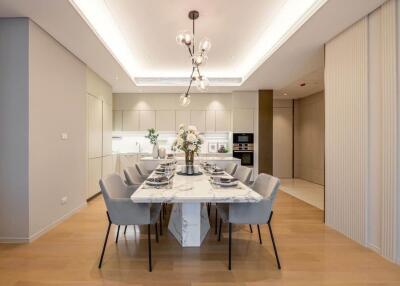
{"left": 0, "top": 191, "right": 399, "bottom": 286}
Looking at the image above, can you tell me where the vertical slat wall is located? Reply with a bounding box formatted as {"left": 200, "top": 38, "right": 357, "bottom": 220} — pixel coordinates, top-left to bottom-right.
{"left": 380, "top": 0, "right": 398, "bottom": 261}
{"left": 325, "top": 18, "right": 369, "bottom": 244}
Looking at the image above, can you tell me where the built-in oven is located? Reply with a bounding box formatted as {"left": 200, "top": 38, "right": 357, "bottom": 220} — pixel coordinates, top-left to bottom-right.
{"left": 233, "top": 133, "right": 254, "bottom": 166}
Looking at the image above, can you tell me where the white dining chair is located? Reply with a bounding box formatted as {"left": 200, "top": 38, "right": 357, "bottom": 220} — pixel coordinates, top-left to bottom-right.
{"left": 225, "top": 162, "right": 238, "bottom": 176}
{"left": 124, "top": 166, "right": 145, "bottom": 185}
{"left": 135, "top": 162, "right": 150, "bottom": 178}
{"left": 216, "top": 173, "right": 281, "bottom": 270}
{"left": 98, "top": 174, "right": 161, "bottom": 271}
{"left": 233, "top": 165, "right": 252, "bottom": 185}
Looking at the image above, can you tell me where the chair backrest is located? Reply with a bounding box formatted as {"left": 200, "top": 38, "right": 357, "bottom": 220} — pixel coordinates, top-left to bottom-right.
{"left": 135, "top": 162, "right": 150, "bottom": 177}
{"left": 124, "top": 166, "right": 144, "bottom": 185}
{"left": 225, "top": 162, "right": 238, "bottom": 176}
{"left": 252, "top": 173, "right": 280, "bottom": 201}
{"left": 233, "top": 165, "right": 252, "bottom": 185}
{"left": 99, "top": 173, "right": 150, "bottom": 225}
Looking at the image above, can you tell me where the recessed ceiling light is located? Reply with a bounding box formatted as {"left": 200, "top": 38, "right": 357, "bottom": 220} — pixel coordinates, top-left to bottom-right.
{"left": 70, "top": 0, "right": 327, "bottom": 86}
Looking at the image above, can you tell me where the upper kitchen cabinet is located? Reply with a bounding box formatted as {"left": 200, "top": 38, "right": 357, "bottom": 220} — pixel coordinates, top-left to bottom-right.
{"left": 88, "top": 95, "right": 103, "bottom": 158}
{"left": 156, "top": 110, "right": 175, "bottom": 131}
{"left": 175, "top": 110, "right": 190, "bottom": 130}
{"left": 103, "top": 103, "right": 112, "bottom": 156}
{"left": 205, "top": 110, "right": 216, "bottom": 132}
{"left": 139, "top": 110, "right": 156, "bottom": 131}
{"left": 233, "top": 109, "right": 254, "bottom": 132}
{"left": 215, "top": 110, "right": 231, "bottom": 131}
{"left": 113, "top": 110, "right": 122, "bottom": 131}
{"left": 122, "top": 110, "right": 139, "bottom": 131}
{"left": 190, "top": 110, "right": 206, "bottom": 132}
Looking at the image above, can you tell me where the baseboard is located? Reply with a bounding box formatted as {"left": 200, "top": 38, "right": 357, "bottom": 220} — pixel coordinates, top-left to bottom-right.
{"left": 28, "top": 202, "right": 87, "bottom": 242}
{"left": 0, "top": 237, "right": 30, "bottom": 243}
{"left": 367, "top": 243, "right": 380, "bottom": 254}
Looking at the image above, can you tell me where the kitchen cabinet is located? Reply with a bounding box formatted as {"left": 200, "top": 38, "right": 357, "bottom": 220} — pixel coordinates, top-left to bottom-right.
{"left": 233, "top": 109, "right": 254, "bottom": 132}
{"left": 139, "top": 110, "right": 156, "bottom": 131}
{"left": 215, "top": 110, "right": 231, "bottom": 131}
{"left": 190, "top": 110, "right": 206, "bottom": 132}
{"left": 88, "top": 157, "right": 102, "bottom": 198}
{"left": 122, "top": 110, "right": 139, "bottom": 131}
{"left": 113, "top": 110, "right": 122, "bottom": 131}
{"left": 175, "top": 110, "right": 190, "bottom": 130}
{"left": 88, "top": 95, "right": 103, "bottom": 158}
{"left": 205, "top": 110, "right": 216, "bottom": 132}
{"left": 103, "top": 103, "right": 112, "bottom": 156}
{"left": 102, "top": 155, "right": 114, "bottom": 178}
{"left": 156, "top": 110, "right": 175, "bottom": 131}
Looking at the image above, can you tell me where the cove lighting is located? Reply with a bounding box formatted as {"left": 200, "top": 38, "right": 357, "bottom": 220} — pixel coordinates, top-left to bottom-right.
{"left": 70, "top": 0, "right": 327, "bottom": 86}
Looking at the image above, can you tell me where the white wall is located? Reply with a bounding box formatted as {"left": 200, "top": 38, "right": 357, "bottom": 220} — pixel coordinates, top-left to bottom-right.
{"left": 325, "top": 0, "right": 399, "bottom": 263}
{"left": 28, "top": 21, "right": 87, "bottom": 238}
{"left": 0, "top": 18, "right": 30, "bottom": 241}
{"left": 273, "top": 100, "right": 293, "bottom": 178}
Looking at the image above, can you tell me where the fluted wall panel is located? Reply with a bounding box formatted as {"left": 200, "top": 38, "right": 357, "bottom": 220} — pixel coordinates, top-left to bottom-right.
{"left": 325, "top": 18, "right": 369, "bottom": 244}
{"left": 380, "top": 0, "right": 398, "bottom": 261}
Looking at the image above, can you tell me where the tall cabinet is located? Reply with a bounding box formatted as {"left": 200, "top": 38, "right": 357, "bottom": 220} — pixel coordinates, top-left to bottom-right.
{"left": 87, "top": 68, "right": 112, "bottom": 199}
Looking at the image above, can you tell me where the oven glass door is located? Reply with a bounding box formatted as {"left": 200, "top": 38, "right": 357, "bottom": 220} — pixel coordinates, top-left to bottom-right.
{"left": 233, "top": 151, "right": 254, "bottom": 166}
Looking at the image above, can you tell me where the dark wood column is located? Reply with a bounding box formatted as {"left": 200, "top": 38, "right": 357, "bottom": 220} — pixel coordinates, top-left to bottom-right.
{"left": 258, "top": 90, "right": 273, "bottom": 175}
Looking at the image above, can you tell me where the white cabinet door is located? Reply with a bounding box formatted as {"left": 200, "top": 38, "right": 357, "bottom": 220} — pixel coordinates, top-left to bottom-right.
{"left": 206, "top": 110, "right": 216, "bottom": 132}
{"left": 139, "top": 110, "right": 156, "bottom": 131}
{"left": 190, "top": 110, "right": 206, "bottom": 132}
{"left": 122, "top": 110, "right": 139, "bottom": 131}
{"left": 103, "top": 103, "right": 112, "bottom": 156}
{"left": 156, "top": 110, "right": 175, "bottom": 131}
{"left": 215, "top": 110, "right": 231, "bottom": 131}
{"left": 88, "top": 157, "right": 102, "bottom": 199}
{"left": 88, "top": 95, "right": 103, "bottom": 159}
{"left": 113, "top": 110, "right": 122, "bottom": 131}
{"left": 233, "top": 109, "right": 254, "bottom": 132}
{"left": 176, "top": 110, "right": 190, "bottom": 130}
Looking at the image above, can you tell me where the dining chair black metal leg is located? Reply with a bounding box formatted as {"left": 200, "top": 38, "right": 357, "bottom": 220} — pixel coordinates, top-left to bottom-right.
{"left": 115, "top": 225, "right": 120, "bottom": 243}
{"left": 159, "top": 213, "right": 163, "bottom": 236}
{"left": 147, "top": 224, "right": 152, "bottom": 272}
{"left": 249, "top": 224, "right": 253, "bottom": 233}
{"left": 257, "top": 224, "right": 262, "bottom": 244}
{"left": 228, "top": 223, "right": 232, "bottom": 270}
{"left": 214, "top": 208, "right": 218, "bottom": 235}
{"left": 267, "top": 212, "right": 281, "bottom": 269}
{"left": 98, "top": 212, "right": 112, "bottom": 269}
{"left": 124, "top": 225, "right": 127, "bottom": 235}
{"left": 218, "top": 218, "right": 223, "bottom": 241}
{"left": 155, "top": 223, "right": 159, "bottom": 243}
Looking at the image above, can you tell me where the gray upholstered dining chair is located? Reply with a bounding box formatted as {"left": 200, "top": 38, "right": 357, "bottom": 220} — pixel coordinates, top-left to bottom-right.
{"left": 233, "top": 165, "right": 252, "bottom": 185}
{"left": 124, "top": 166, "right": 145, "bottom": 185}
{"left": 216, "top": 173, "right": 281, "bottom": 270}
{"left": 98, "top": 173, "right": 161, "bottom": 272}
{"left": 135, "top": 162, "right": 150, "bottom": 178}
{"left": 225, "top": 162, "right": 238, "bottom": 176}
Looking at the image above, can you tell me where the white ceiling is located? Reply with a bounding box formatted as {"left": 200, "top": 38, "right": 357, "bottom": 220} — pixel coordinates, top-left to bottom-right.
{"left": 0, "top": 0, "right": 386, "bottom": 96}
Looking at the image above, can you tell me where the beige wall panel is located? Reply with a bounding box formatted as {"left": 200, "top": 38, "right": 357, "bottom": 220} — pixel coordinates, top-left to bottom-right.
{"left": 215, "top": 110, "right": 231, "bottom": 131}
{"left": 175, "top": 110, "right": 191, "bottom": 130}
{"left": 139, "top": 110, "right": 156, "bottom": 131}
{"left": 156, "top": 110, "right": 175, "bottom": 131}
{"left": 273, "top": 107, "right": 293, "bottom": 178}
{"left": 122, "top": 110, "right": 139, "bottom": 131}
{"left": 233, "top": 109, "right": 254, "bottom": 132}
{"left": 190, "top": 110, "right": 206, "bottom": 132}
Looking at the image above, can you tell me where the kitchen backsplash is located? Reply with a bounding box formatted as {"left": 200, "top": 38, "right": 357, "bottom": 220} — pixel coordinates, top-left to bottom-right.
{"left": 112, "top": 132, "right": 232, "bottom": 154}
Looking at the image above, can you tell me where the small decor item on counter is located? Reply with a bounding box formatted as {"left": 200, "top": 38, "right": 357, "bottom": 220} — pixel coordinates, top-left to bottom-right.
{"left": 208, "top": 142, "right": 217, "bottom": 153}
{"left": 158, "top": 147, "right": 166, "bottom": 159}
{"left": 173, "top": 124, "right": 203, "bottom": 171}
{"left": 145, "top": 128, "right": 159, "bottom": 159}
{"left": 217, "top": 142, "right": 228, "bottom": 153}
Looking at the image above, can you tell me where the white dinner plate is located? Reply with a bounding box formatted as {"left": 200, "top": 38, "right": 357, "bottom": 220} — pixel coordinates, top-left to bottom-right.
{"left": 145, "top": 180, "right": 169, "bottom": 186}
{"left": 212, "top": 180, "right": 239, "bottom": 187}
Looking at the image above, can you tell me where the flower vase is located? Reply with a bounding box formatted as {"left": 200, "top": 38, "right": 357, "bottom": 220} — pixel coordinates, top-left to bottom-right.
{"left": 152, "top": 143, "right": 159, "bottom": 159}
{"left": 185, "top": 151, "right": 194, "bottom": 175}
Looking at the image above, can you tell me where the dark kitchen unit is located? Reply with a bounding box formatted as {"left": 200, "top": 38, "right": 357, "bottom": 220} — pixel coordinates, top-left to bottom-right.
{"left": 233, "top": 133, "right": 254, "bottom": 166}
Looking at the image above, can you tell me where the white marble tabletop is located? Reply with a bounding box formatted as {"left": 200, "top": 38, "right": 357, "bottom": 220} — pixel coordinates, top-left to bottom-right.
{"left": 130, "top": 166, "right": 262, "bottom": 203}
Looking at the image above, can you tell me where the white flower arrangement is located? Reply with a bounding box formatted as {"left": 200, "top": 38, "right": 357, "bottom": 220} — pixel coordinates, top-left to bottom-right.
{"left": 173, "top": 124, "right": 203, "bottom": 155}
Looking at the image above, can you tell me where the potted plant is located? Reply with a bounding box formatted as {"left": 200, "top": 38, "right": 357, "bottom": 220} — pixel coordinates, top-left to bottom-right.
{"left": 145, "top": 128, "right": 159, "bottom": 159}
{"left": 173, "top": 124, "right": 203, "bottom": 167}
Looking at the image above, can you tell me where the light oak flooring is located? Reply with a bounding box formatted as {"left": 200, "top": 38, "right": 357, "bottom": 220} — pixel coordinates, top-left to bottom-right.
{"left": 0, "top": 191, "right": 399, "bottom": 286}
{"left": 280, "top": 179, "right": 324, "bottom": 210}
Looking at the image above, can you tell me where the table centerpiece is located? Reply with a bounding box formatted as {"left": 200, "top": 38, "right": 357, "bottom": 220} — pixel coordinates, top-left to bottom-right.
{"left": 173, "top": 124, "right": 203, "bottom": 173}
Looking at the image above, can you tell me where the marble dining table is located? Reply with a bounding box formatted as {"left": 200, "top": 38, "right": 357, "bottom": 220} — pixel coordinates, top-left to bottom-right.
{"left": 130, "top": 165, "right": 262, "bottom": 247}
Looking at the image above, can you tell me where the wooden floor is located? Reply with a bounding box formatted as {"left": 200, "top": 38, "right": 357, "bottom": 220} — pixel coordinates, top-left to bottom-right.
{"left": 0, "top": 192, "right": 399, "bottom": 286}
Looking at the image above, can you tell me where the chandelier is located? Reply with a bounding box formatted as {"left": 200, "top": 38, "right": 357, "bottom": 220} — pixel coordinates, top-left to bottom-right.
{"left": 176, "top": 10, "right": 212, "bottom": 106}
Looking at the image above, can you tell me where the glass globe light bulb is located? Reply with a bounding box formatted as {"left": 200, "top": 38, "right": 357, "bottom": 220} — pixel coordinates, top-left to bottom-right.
{"left": 176, "top": 30, "right": 193, "bottom": 46}
{"left": 196, "top": 76, "right": 210, "bottom": 92}
{"left": 179, "top": 94, "right": 191, "bottom": 106}
{"left": 192, "top": 53, "right": 208, "bottom": 67}
{"left": 199, "top": 37, "right": 211, "bottom": 52}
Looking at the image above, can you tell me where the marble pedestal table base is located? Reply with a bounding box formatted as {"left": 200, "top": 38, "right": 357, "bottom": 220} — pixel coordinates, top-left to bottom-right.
{"left": 168, "top": 203, "right": 210, "bottom": 247}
